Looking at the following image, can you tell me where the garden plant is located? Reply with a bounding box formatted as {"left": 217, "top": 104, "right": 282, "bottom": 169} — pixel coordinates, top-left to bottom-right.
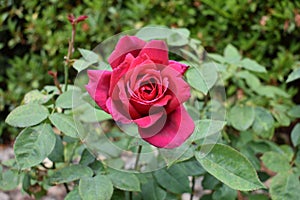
{"left": 1, "top": 1, "right": 300, "bottom": 200}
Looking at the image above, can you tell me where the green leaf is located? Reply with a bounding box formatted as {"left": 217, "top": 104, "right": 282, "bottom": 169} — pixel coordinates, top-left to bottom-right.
{"left": 286, "top": 68, "right": 300, "bottom": 83}
{"left": 279, "top": 145, "right": 294, "bottom": 162}
{"left": 22, "top": 173, "right": 31, "bottom": 193}
{"left": 240, "top": 58, "right": 267, "bottom": 73}
{"left": 195, "top": 144, "right": 265, "bottom": 191}
{"left": 79, "top": 174, "right": 113, "bottom": 200}
{"left": 224, "top": 44, "right": 241, "bottom": 63}
{"left": 79, "top": 149, "right": 95, "bottom": 166}
{"left": 261, "top": 152, "right": 290, "bottom": 173}
{"left": 201, "top": 62, "right": 218, "bottom": 89}
{"left": 14, "top": 123, "right": 56, "bottom": 169}
{"left": 49, "top": 113, "right": 79, "bottom": 138}
{"left": 107, "top": 169, "right": 140, "bottom": 191}
{"left": 291, "top": 123, "right": 300, "bottom": 147}
{"left": 73, "top": 59, "right": 95, "bottom": 72}
{"left": 202, "top": 173, "right": 220, "bottom": 190}
{"left": 229, "top": 105, "right": 255, "bottom": 131}
{"left": 208, "top": 53, "right": 226, "bottom": 63}
{"left": 23, "top": 90, "right": 51, "bottom": 104}
{"left": 252, "top": 107, "right": 275, "bottom": 139}
{"left": 56, "top": 89, "right": 82, "bottom": 109}
{"left": 257, "top": 86, "right": 290, "bottom": 98}
{"left": 49, "top": 165, "right": 93, "bottom": 184}
{"left": 270, "top": 171, "right": 300, "bottom": 200}
{"left": 78, "top": 48, "right": 99, "bottom": 63}
{"left": 159, "top": 142, "right": 194, "bottom": 167}
{"left": 78, "top": 103, "right": 112, "bottom": 123}
{"left": 288, "top": 105, "right": 300, "bottom": 118}
{"left": 272, "top": 107, "right": 291, "bottom": 126}
{"left": 167, "top": 32, "right": 189, "bottom": 46}
{"left": 186, "top": 63, "right": 218, "bottom": 95}
{"left": 174, "top": 158, "right": 206, "bottom": 176}
{"left": 48, "top": 135, "right": 64, "bottom": 162}
{"left": 141, "top": 179, "right": 167, "bottom": 200}
{"left": 0, "top": 169, "right": 20, "bottom": 191}
{"left": 193, "top": 119, "right": 226, "bottom": 141}
{"left": 186, "top": 67, "right": 207, "bottom": 94}
{"left": 212, "top": 184, "right": 237, "bottom": 200}
{"left": 154, "top": 166, "right": 191, "bottom": 193}
{"left": 236, "top": 71, "right": 261, "bottom": 90}
{"left": 173, "top": 28, "right": 190, "bottom": 38}
{"left": 135, "top": 26, "right": 171, "bottom": 40}
{"left": 5, "top": 103, "right": 49, "bottom": 127}
{"left": 65, "top": 188, "right": 82, "bottom": 200}
{"left": 96, "top": 61, "right": 111, "bottom": 71}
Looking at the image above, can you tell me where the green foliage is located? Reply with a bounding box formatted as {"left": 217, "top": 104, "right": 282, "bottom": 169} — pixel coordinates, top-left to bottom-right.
{"left": 79, "top": 175, "right": 114, "bottom": 200}
{"left": 5, "top": 103, "right": 49, "bottom": 127}
{"left": 14, "top": 124, "right": 56, "bottom": 169}
{"left": 49, "top": 165, "right": 93, "bottom": 184}
{"left": 195, "top": 144, "right": 265, "bottom": 191}
{"left": 48, "top": 113, "right": 79, "bottom": 138}
{"left": 1, "top": 0, "right": 300, "bottom": 199}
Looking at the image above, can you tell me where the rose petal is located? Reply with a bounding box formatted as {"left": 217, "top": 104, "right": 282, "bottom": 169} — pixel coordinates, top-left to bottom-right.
{"left": 128, "top": 58, "right": 158, "bottom": 91}
{"left": 108, "top": 36, "right": 146, "bottom": 69}
{"left": 169, "top": 60, "right": 189, "bottom": 75}
{"left": 109, "top": 53, "right": 134, "bottom": 96}
{"left": 161, "top": 66, "right": 191, "bottom": 113}
{"left": 130, "top": 94, "right": 171, "bottom": 116}
{"left": 134, "top": 111, "right": 165, "bottom": 128}
{"left": 139, "top": 105, "right": 195, "bottom": 148}
{"left": 109, "top": 79, "right": 141, "bottom": 123}
{"left": 139, "top": 40, "right": 169, "bottom": 65}
{"left": 85, "top": 70, "right": 111, "bottom": 113}
{"left": 106, "top": 98, "right": 131, "bottom": 124}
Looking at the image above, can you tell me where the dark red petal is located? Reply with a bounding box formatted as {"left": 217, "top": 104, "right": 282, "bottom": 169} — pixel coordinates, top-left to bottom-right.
{"left": 109, "top": 79, "right": 141, "bottom": 122}
{"left": 106, "top": 98, "right": 132, "bottom": 124}
{"left": 139, "top": 40, "right": 169, "bottom": 65}
{"left": 139, "top": 105, "right": 195, "bottom": 148}
{"left": 85, "top": 70, "right": 111, "bottom": 113}
{"left": 108, "top": 36, "right": 146, "bottom": 69}
{"left": 134, "top": 111, "right": 165, "bottom": 128}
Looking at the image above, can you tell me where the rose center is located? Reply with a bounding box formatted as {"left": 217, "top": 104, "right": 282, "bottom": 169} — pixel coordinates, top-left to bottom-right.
{"left": 139, "top": 83, "right": 157, "bottom": 101}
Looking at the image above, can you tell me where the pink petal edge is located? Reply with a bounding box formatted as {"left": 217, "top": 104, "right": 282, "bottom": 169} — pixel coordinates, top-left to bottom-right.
{"left": 108, "top": 36, "right": 146, "bottom": 69}
{"left": 85, "top": 70, "right": 111, "bottom": 113}
{"left": 168, "top": 60, "right": 189, "bottom": 75}
{"left": 139, "top": 40, "right": 169, "bottom": 65}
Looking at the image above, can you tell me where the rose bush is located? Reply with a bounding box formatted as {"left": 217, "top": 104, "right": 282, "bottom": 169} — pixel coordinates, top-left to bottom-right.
{"left": 86, "top": 36, "right": 195, "bottom": 148}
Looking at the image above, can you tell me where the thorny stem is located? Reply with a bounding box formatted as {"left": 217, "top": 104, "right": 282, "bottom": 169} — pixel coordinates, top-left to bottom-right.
{"left": 64, "top": 23, "right": 76, "bottom": 92}
{"left": 48, "top": 71, "right": 62, "bottom": 94}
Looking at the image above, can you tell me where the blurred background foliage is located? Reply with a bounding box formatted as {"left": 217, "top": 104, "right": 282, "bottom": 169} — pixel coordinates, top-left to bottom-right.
{"left": 0, "top": 0, "right": 300, "bottom": 141}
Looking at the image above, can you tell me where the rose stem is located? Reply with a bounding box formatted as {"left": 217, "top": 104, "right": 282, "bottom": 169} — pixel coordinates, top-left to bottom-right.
{"left": 134, "top": 145, "right": 142, "bottom": 170}
{"left": 190, "top": 176, "right": 196, "bottom": 200}
{"left": 64, "top": 19, "right": 76, "bottom": 92}
{"left": 129, "top": 145, "right": 143, "bottom": 200}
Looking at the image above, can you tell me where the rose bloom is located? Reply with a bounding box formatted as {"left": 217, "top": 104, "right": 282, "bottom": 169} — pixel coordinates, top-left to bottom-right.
{"left": 86, "top": 36, "right": 194, "bottom": 148}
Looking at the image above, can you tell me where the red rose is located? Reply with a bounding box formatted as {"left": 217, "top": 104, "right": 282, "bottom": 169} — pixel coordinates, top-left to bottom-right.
{"left": 86, "top": 36, "right": 194, "bottom": 148}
